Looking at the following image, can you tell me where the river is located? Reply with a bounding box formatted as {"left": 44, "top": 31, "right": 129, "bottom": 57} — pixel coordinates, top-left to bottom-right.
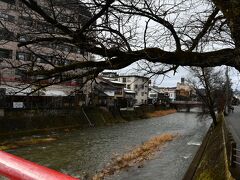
{"left": 5, "top": 112, "right": 210, "bottom": 180}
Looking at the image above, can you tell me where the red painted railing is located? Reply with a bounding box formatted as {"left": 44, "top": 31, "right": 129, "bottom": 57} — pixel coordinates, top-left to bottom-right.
{"left": 0, "top": 150, "right": 79, "bottom": 180}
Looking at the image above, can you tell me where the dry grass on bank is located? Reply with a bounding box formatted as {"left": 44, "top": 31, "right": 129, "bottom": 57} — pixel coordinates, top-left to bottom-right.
{"left": 92, "top": 133, "right": 175, "bottom": 180}
{"left": 147, "top": 109, "right": 177, "bottom": 118}
{"left": 0, "top": 137, "right": 57, "bottom": 150}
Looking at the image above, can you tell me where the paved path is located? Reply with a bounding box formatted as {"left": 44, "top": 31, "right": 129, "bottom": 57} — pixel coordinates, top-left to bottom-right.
{"left": 225, "top": 106, "right": 240, "bottom": 178}
{"left": 225, "top": 106, "right": 240, "bottom": 144}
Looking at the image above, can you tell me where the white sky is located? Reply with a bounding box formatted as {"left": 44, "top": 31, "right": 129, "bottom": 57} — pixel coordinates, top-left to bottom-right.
{"left": 101, "top": 0, "right": 239, "bottom": 90}
{"left": 109, "top": 65, "right": 240, "bottom": 90}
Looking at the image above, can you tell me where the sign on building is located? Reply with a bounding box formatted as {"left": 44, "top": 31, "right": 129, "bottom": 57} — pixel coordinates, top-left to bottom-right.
{"left": 13, "top": 102, "right": 24, "bottom": 109}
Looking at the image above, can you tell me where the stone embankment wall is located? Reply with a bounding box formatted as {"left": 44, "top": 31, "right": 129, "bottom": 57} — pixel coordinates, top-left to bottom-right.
{"left": 0, "top": 105, "right": 167, "bottom": 136}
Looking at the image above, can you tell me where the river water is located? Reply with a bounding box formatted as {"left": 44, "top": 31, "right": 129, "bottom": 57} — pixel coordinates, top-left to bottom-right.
{"left": 6, "top": 112, "right": 210, "bottom": 180}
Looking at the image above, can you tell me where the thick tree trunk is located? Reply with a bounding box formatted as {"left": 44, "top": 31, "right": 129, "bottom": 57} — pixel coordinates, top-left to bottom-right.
{"left": 213, "top": 0, "right": 240, "bottom": 47}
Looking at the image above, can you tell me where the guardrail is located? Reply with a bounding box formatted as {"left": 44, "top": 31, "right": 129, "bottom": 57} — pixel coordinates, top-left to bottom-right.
{"left": 224, "top": 123, "right": 240, "bottom": 178}
{"left": 0, "top": 150, "right": 78, "bottom": 180}
{"left": 230, "top": 141, "right": 240, "bottom": 167}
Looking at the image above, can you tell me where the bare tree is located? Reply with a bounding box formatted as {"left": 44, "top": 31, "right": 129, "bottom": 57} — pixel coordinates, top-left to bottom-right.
{"left": 223, "top": 67, "right": 233, "bottom": 115}
{"left": 188, "top": 67, "right": 230, "bottom": 126}
{"left": 1, "top": 0, "right": 240, "bottom": 90}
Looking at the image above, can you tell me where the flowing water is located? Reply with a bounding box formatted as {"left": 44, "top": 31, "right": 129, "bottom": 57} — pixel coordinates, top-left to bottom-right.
{"left": 5, "top": 112, "right": 210, "bottom": 180}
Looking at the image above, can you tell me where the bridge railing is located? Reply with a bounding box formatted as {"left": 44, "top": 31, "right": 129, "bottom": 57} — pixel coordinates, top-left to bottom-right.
{"left": 170, "top": 101, "right": 203, "bottom": 105}
{"left": 0, "top": 150, "right": 79, "bottom": 180}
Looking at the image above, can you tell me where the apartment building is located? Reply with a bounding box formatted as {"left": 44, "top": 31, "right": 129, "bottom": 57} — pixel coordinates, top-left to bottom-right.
{"left": 117, "top": 75, "right": 150, "bottom": 105}
{"left": 0, "top": 0, "right": 93, "bottom": 99}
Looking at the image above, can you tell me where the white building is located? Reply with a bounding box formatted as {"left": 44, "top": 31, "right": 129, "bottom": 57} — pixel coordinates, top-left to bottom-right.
{"left": 117, "top": 75, "right": 150, "bottom": 105}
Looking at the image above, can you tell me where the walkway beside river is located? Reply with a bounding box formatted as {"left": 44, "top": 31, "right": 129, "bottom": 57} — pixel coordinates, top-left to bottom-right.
{"left": 225, "top": 106, "right": 240, "bottom": 178}
{"left": 226, "top": 106, "right": 240, "bottom": 144}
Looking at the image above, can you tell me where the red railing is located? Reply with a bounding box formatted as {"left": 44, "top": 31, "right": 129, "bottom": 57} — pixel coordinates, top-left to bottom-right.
{"left": 0, "top": 150, "right": 79, "bottom": 180}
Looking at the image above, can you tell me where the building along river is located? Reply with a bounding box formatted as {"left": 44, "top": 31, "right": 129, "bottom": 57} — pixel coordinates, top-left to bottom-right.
{"left": 6, "top": 112, "right": 210, "bottom": 180}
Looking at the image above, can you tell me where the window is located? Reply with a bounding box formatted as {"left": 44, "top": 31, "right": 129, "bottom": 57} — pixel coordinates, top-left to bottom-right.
{"left": 127, "top": 84, "right": 131, "bottom": 89}
{"left": 19, "top": 16, "right": 33, "bottom": 26}
{"left": 0, "top": 28, "right": 14, "bottom": 41}
{"left": 17, "top": 33, "right": 32, "bottom": 42}
{"left": 18, "top": 36, "right": 28, "bottom": 42}
{"left": 0, "top": 12, "right": 15, "bottom": 22}
{"left": 135, "top": 84, "right": 138, "bottom": 89}
{"left": 0, "top": 0, "right": 15, "bottom": 5}
{"left": 150, "top": 94, "right": 157, "bottom": 98}
{"left": 141, "top": 92, "right": 144, "bottom": 96}
{"left": 76, "top": 48, "right": 81, "bottom": 54}
{"left": 141, "top": 85, "right": 144, "bottom": 89}
{"left": 15, "top": 69, "right": 28, "bottom": 80}
{"left": 0, "top": 48, "right": 12, "bottom": 59}
{"left": 35, "top": 21, "right": 54, "bottom": 32}
{"left": 80, "top": 48, "right": 85, "bottom": 55}
{"left": 122, "top": 77, "right": 126, "bottom": 83}
{"left": 64, "top": 60, "right": 71, "bottom": 65}
{"left": 36, "top": 56, "right": 47, "bottom": 63}
{"left": 64, "top": 47, "right": 69, "bottom": 52}
{"left": 35, "top": 75, "right": 47, "bottom": 80}
{"left": 17, "top": 54, "right": 25, "bottom": 60}
{"left": 16, "top": 52, "right": 31, "bottom": 61}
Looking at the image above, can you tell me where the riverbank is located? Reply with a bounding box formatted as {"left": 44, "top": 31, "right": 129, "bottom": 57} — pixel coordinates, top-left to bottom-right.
{"left": 0, "top": 107, "right": 176, "bottom": 150}
{"left": 183, "top": 114, "right": 234, "bottom": 180}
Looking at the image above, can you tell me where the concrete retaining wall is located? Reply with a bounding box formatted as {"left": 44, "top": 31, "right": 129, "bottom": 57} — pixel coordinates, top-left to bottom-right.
{"left": 183, "top": 114, "right": 234, "bottom": 180}
{"left": 0, "top": 105, "right": 157, "bottom": 136}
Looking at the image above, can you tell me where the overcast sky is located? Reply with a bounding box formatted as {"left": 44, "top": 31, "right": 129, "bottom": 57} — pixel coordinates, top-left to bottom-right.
{"left": 109, "top": 65, "right": 240, "bottom": 90}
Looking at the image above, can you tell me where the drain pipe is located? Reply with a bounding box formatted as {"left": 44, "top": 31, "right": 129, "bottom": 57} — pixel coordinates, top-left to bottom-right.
{"left": 82, "top": 107, "right": 94, "bottom": 127}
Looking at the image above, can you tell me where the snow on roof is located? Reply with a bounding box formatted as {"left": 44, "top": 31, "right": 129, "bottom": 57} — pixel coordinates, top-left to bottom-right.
{"left": 110, "top": 80, "right": 125, "bottom": 85}
{"left": 44, "top": 90, "right": 67, "bottom": 96}
{"left": 3, "top": 86, "right": 32, "bottom": 96}
{"left": 124, "top": 88, "right": 136, "bottom": 94}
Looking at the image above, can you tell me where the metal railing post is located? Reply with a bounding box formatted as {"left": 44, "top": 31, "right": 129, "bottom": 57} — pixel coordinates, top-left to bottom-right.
{"left": 231, "top": 141, "right": 236, "bottom": 168}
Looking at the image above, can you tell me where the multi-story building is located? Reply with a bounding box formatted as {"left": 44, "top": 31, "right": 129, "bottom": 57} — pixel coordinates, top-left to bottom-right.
{"left": 117, "top": 75, "right": 150, "bottom": 105}
{"left": 101, "top": 72, "right": 150, "bottom": 106}
{"left": 176, "top": 78, "right": 194, "bottom": 100}
{"left": 90, "top": 77, "right": 125, "bottom": 107}
{"left": 150, "top": 86, "right": 176, "bottom": 102}
{"left": 148, "top": 86, "right": 170, "bottom": 104}
{"left": 0, "top": 0, "right": 93, "bottom": 101}
{"left": 157, "top": 87, "right": 176, "bottom": 102}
